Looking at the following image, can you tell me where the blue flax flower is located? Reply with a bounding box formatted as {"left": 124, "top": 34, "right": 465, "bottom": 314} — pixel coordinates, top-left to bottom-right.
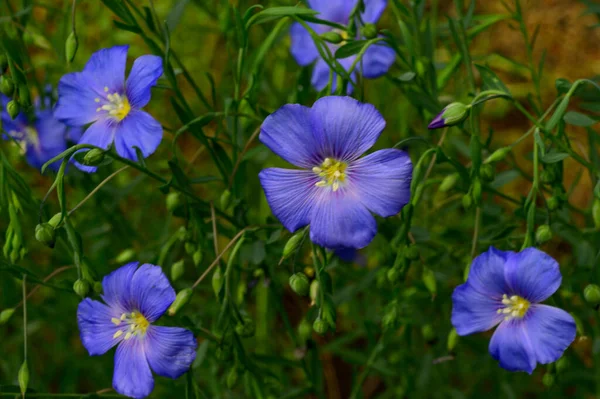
{"left": 54, "top": 45, "right": 163, "bottom": 172}
{"left": 290, "top": 0, "right": 395, "bottom": 93}
{"left": 259, "top": 96, "right": 412, "bottom": 250}
{"left": 77, "top": 262, "right": 197, "bottom": 399}
{"left": 452, "top": 247, "right": 576, "bottom": 373}
{"left": 1, "top": 94, "right": 81, "bottom": 171}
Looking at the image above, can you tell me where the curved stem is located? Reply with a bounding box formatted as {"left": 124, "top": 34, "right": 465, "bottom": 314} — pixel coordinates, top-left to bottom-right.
{"left": 68, "top": 166, "right": 129, "bottom": 217}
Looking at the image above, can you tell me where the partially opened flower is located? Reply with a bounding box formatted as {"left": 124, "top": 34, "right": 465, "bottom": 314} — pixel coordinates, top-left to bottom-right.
{"left": 77, "top": 262, "right": 197, "bottom": 399}
{"left": 259, "top": 96, "right": 412, "bottom": 250}
{"left": 1, "top": 93, "right": 81, "bottom": 171}
{"left": 54, "top": 45, "right": 163, "bottom": 172}
{"left": 290, "top": 0, "right": 395, "bottom": 93}
{"left": 452, "top": 247, "right": 576, "bottom": 373}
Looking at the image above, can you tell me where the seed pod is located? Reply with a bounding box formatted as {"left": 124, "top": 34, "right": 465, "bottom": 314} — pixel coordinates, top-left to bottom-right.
{"left": 235, "top": 318, "right": 255, "bottom": 338}
{"left": 0, "top": 308, "right": 15, "bottom": 324}
{"left": 171, "top": 259, "right": 185, "bottom": 281}
{"left": 542, "top": 373, "right": 555, "bottom": 387}
{"left": 479, "top": 163, "right": 495, "bottom": 182}
{"left": 361, "top": 23, "right": 378, "bottom": 39}
{"left": 7, "top": 100, "right": 20, "bottom": 120}
{"left": 167, "top": 288, "right": 193, "bottom": 316}
{"left": 281, "top": 231, "right": 305, "bottom": 261}
{"left": 65, "top": 31, "right": 78, "bottom": 63}
{"left": 0, "top": 75, "right": 14, "bottom": 96}
{"left": 220, "top": 189, "right": 232, "bottom": 210}
{"left": 471, "top": 179, "right": 482, "bottom": 205}
{"left": 447, "top": 328, "right": 459, "bottom": 352}
{"left": 320, "top": 31, "right": 343, "bottom": 44}
{"left": 73, "top": 279, "right": 90, "bottom": 297}
{"left": 193, "top": 249, "right": 203, "bottom": 266}
{"left": 289, "top": 273, "right": 310, "bottom": 296}
{"left": 35, "top": 223, "right": 56, "bottom": 249}
{"left": 535, "top": 225, "right": 552, "bottom": 244}
{"left": 439, "top": 173, "right": 459, "bottom": 192}
{"left": 547, "top": 196, "right": 560, "bottom": 211}
{"left": 312, "top": 317, "right": 328, "bottom": 335}
{"left": 165, "top": 192, "right": 181, "bottom": 213}
{"left": 18, "top": 85, "right": 30, "bottom": 107}
{"left": 82, "top": 148, "right": 105, "bottom": 166}
{"left": 584, "top": 284, "right": 600, "bottom": 305}
{"left": 212, "top": 268, "right": 223, "bottom": 298}
{"left": 484, "top": 146, "right": 512, "bottom": 164}
{"left": 298, "top": 319, "right": 313, "bottom": 341}
{"left": 93, "top": 281, "right": 103, "bottom": 294}
{"left": 462, "top": 194, "right": 473, "bottom": 210}
{"left": 18, "top": 361, "right": 29, "bottom": 396}
{"left": 422, "top": 267, "right": 436, "bottom": 295}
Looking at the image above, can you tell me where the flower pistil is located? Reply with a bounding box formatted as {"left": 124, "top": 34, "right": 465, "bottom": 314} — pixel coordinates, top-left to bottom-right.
{"left": 313, "top": 157, "right": 347, "bottom": 191}
{"left": 111, "top": 311, "right": 150, "bottom": 340}
{"left": 96, "top": 87, "right": 131, "bottom": 121}
{"left": 497, "top": 294, "right": 530, "bottom": 321}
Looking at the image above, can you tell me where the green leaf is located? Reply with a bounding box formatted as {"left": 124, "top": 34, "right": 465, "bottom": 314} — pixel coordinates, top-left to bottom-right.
{"left": 467, "top": 14, "right": 510, "bottom": 38}
{"left": 113, "top": 20, "right": 142, "bottom": 33}
{"left": 474, "top": 64, "right": 511, "bottom": 95}
{"left": 541, "top": 151, "right": 570, "bottom": 164}
{"left": 245, "top": 7, "right": 318, "bottom": 29}
{"left": 335, "top": 40, "right": 368, "bottom": 59}
{"left": 563, "top": 111, "right": 598, "bottom": 127}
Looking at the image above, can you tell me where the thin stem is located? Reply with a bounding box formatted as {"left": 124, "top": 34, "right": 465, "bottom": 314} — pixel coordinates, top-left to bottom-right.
{"left": 423, "top": 128, "right": 448, "bottom": 181}
{"left": 70, "top": 0, "right": 77, "bottom": 35}
{"left": 228, "top": 125, "right": 261, "bottom": 189}
{"left": 14, "top": 266, "right": 75, "bottom": 309}
{"left": 470, "top": 207, "right": 481, "bottom": 259}
{"left": 22, "top": 275, "right": 27, "bottom": 361}
{"left": 68, "top": 166, "right": 129, "bottom": 217}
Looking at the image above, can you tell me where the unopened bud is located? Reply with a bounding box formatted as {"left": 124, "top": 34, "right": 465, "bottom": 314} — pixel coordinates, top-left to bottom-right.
{"left": 7, "top": 100, "right": 19, "bottom": 120}
{"left": 462, "top": 194, "right": 473, "bottom": 210}
{"left": 428, "top": 102, "right": 470, "bottom": 129}
{"left": 18, "top": 361, "right": 29, "bottom": 396}
{"left": 309, "top": 280, "right": 320, "bottom": 304}
{"left": 547, "top": 196, "right": 560, "bottom": 211}
{"left": 220, "top": 189, "right": 231, "bottom": 210}
{"left": 535, "top": 225, "right": 552, "bottom": 244}
{"left": 422, "top": 267, "right": 436, "bottom": 295}
{"left": 472, "top": 179, "right": 482, "bottom": 205}
{"left": 584, "top": 284, "right": 600, "bottom": 305}
{"left": 320, "top": 31, "right": 343, "bottom": 44}
{"left": 212, "top": 268, "right": 223, "bottom": 298}
{"left": 312, "top": 317, "right": 328, "bottom": 335}
{"left": 381, "top": 304, "right": 398, "bottom": 330}
{"left": 289, "top": 273, "right": 310, "bottom": 296}
{"left": 281, "top": 231, "right": 305, "bottom": 261}
{"left": 387, "top": 266, "right": 401, "bottom": 284}
{"left": 298, "top": 319, "right": 313, "bottom": 341}
{"left": 168, "top": 288, "right": 193, "bottom": 316}
{"left": 93, "top": 281, "right": 103, "bottom": 294}
{"left": 166, "top": 192, "right": 182, "bottom": 212}
{"left": 361, "top": 23, "right": 378, "bottom": 39}
{"left": 447, "top": 328, "right": 459, "bottom": 352}
{"left": 321, "top": 295, "right": 336, "bottom": 329}
{"left": 65, "top": 31, "right": 78, "bottom": 63}
{"left": 556, "top": 357, "right": 569, "bottom": 373}
{"left": 193, "top": 249, "right": 203, "bottom": 266}
{"left": 439, "top": 173, "right": 459, "bottom": 192}
{"left": 0, "top": 308, "right": 15, "bottom": 324}
{"left": 541, "top": 170, "right": 556, "bottom": 185}
{"left": 484, "top": 146, "right": 512, "bottom": 164}
{"left": 35, "top": 223, "right": 56, "bottom": 248}
{"left": 480, "top": 164, "right": 495, "bottom": 182}
{"left": 82, "top": 148, "right": 105, "bottom": 166}
{"left": 226, "top": 368, "right": 238, "bottom": 389}
{"left": 542, "top": 373, "right": 555, "bottom": 387}
{"left": 421, "top": 324, "right": 436, "bottom": 343}
{"left": 171, "top": 259, "right": 185, "bottom": 281}
{"left": 73, "top": 279, "right": 90, "bottom": 297}
{"left": 115, "top": 248, "right": 135, "bottom": 263}
{"left": 184, "top": 242, "right": 196, "bottom": 255}
{"left": 0, "top": 75, "right": 14, "bottom": 96}
{"left": 48, "top": 213, "right": 62, "bottom": 228}
{"left": 18, "top": 85, "right": 30, "bottom": 107}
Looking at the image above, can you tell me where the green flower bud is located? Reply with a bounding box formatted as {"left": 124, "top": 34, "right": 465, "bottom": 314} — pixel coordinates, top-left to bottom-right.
{"left": 387, "top": 266, "right": 401, "bottom": 284}
{"left": 82, "top": 148, "right": 105, "bottom": 166}
{"left": 289, "top": 273, "right": 310, "bottom": 296}
{"left": 462, "top": 193, "right": 473, "bottom": 210}
{"left": 220, "top": 189, "right": 231, "bottom": 210}
{"left": 381, "top": 304, "right": 398, "bottom": 330}
{"left": 584, "top": 284, "right": 600, "bottom": 305}
{"left": 7, "top": 100, "right": 20, "bottom": 120}
{"left": 312, "top": 316, "right": 329, "bottom": 335}
{"left": 422, "top": 267, "right": 436, "bottom": 295}
{"left": 535, "top": 225, "right": 552, "bottom": 244}
{"left": 18, "top": 85, "right": 30, "bottom": 107}
{"left": 235, "top": 318, "right": 255, "bottom": 338}
{"left": 115, "top": 248, "right": 136, "bottom": 263}
{"left": 0, "top": 75, "right": 14, "bottom": 96}
{"left": 171, "top": 259, "right": 185, "bottom": 281}
{"left": 484, "top": 146, "right": 512, "bottom": 164}
{"left": 447, "top": 328, "right": 459, "bottom": 352}
{"left": 438, "top": 173, "right": 459, "bottom": 192}
{"left": 212, "top": 268, "right": 223, "bottom": 298}
{"left": 298, "top": 319, "right": 313, "bottom": 341}
{"left": 480, "top": 163, "right": 495, "bottom": 182}
{"left": 592, "top": 199, "right": 600, "bottom": 228}
{"left": 35, "top": 223, "right": 56, "bottom": 248}
{"left": 18, "top": 361, "right": 29, "bottom": 396}
{"left": 309, "top": 280, "right": 320, "bottom": 305}
{"left": 404, "top": 245, "right": 419, "bottom": 261}
{"left": 48, "top": 213, "right": 62, "bottom": 228}
{"left": 73, "top": 279, "right": 90, "bottom": 297}
{"left": 165, "top": 192, "right": 182, "bottom": 212}
{"left": 541, "top": 170, "right": 556, "bottom": 185}
{"left": 320, "top": 31, "right": 343, "bottom": 44}
{"left": 0, "top": 308, "right": 15, "bottom": 324}
{"left": 167, "top": 288, "right": 193, "bottom": 316}
{"left": 361, "top": 23, "right": 378, "bottom": 39}
{"left": 542, "top": 372, "right": 555, "bottom": 387}
{"left": 184, "top": 242, "right": 196, "bottom": 255}
{"left": 471, "top": 179, "right": 482, "bottom": 205}
{"left": 65, "top": 31, "right": 78, "bottom": 63}
{"left": 281, "top": 231, "right": 305, "bottom": 261}
{"left": 547, "top": 196, "right": 560, "bottom": 211}
{"left": 193, "top": 249, "right": 203, "bottom": 266}
{"left": 226, "top": 368, "right": 238, "bottom": 389}
{"left": 428, "top": 102, "right": 470, "bottom": 129}
{"left": 421, "top": 324, "right": 436, "bottom": 343}
{"left": 93, "top": 281, "right": 103, "bottom": 294}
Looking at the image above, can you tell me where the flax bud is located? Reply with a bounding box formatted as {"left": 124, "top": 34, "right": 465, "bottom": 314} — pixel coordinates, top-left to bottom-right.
{"left": 535, "top": 225, "right": 552, "bottom": 244}
{"left": 35, "top": 223, "right": 56, "bottom": 249}
{"left": 167, "top": 288, "right": 193, "bottom": 316}
{"left": 0, "top": 308, "right": 15, "bottom": 324}
{"left": 18, "top": 361, "right": 29, "bottom": 396}
{"left": 428, "top": 102, "right": 470, "bottom": 129}
{"left": 7, "top": 100, "right": 19, "bottom": 120}
{"left": 584, "top": 284, "right": 600, "bottom": 306}
{"left": 171, "top": 259, "right": 185, "bottom": 281}
{"left": 484, "top": 146, "right": 512, "bottom": 164}
{"left": 83, "top": 148, "right": 105, "bottom": 166}
{"left": 289, "top": 273, "right": 310, "bottom": 296}
{"left": 166, "top": 192, "right": 182, "bottom": 212}
{"left": 312, "top": 316, "right": 328, "bottom": 335}
{"left": 281, "top": 231, "right": 305, "bottom": 261}
{"left": 0, "top": 75, "right": 14, "bottom": 96}
{"left": 361, "top": 23, "right": 378, "bottom": 39}
{"left": 320, "top": 31, "right": 343, "bottom": 44}
{"left": 73, "top": 279, "right": 90, "bottom": 297}
{"left": 65, "top": 31, "right": 78, "bottom": 63}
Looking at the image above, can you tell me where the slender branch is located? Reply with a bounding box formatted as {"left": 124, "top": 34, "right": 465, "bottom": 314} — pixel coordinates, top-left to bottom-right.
{"left": 68, "top": 166, "right": 129, "bottom": 216}
{"left": 14, "top": 266, "right": 75, "bottom": 309}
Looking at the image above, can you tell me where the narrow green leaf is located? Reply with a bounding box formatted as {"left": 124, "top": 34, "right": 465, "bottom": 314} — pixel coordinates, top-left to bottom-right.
{"left": 245, "top": 7, "right": 318, "bottom": 29}
{"left": 564, "top": 111, "right": 598, "bottom": 127}
{"left": 335, "top": 40, "right": 368, "bottom": 59}
{"left": 541, "top": 151, "right": 570, "bottom": 164}
{"left": 474, "top": 64, "right": 511, "bottom": 95}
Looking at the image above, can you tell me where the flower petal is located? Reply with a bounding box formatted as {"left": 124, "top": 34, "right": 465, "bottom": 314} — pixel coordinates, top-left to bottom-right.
{"left": 309, "top": 190, "right": 377, "bottom": 249}
{"left": 504, "top": 248, "right": 562, "bottom": 303}
{"left": 360, "top": 42, "right": 395, "bottom": 79}
{"left": 259, "top": 168, "right": 319, "bottom": 232}
{"left": 54, "top": 71, "right": 103, "bottom": 126}
{"left": 77, "top": 298, "right": 122, "bottom": 356}
{"left": 349, "top": 149, "right": 412, "bottom": 217}
{"left": 126, "top": 55, "right": 163, "bottom": 109}
{"left": 310, "top": 96, "right": 385, "bottom": 161}
{"left": 308, "top": 0, "right": 355, "bottom": 23}
{"left": 72, "top": 118, "right": 117, "bottom": 173}
{"left": 260, "top": 104, "right": 320, "bottom": 168}
{"left": 524, "top": 304, "right": 576, "bottom": 365}
{"left": 451, "top": 282, "right": 503, "bottom": 336}
{"left": 489, "top": 319, "right": 536, "bottom": 374}
{"left": 35, "top": 109, "right": 68, "bottom": 151}
{"left": 102, "top": 262, "right": 139, "bottom": 314}
{"left": 466, "top": 247, "right": 511, "bottom": 298}
{"left": 290, "top": 22, "right": 320, "bottom": 66}
{"left": 130, "top": 264, "right": 176, "bottom": 322}
{"left": 113, "top": 338, "right": 154, "bottom": 399}
{"left": 84, "top": 45, "right": 128, "bottom": 93}
{"left": 144, "top": 326, "right": 197, "bottom": 379}
{"left": 361, "top": 0, "right": 388, "bottom": 24}
{"left": 114, "top": 110, "right": 163, "bottom": 161}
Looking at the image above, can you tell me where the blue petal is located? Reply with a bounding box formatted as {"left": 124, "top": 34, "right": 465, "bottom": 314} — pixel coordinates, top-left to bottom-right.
{"left": 260, "top": 104, "right": 321, "bottom": 168}
{"left": 466, "top": 247, "right": 511, "bottom": 298}
{"left": 361, "top": 0, "right": 388, "bottom": 23}
{"left": 83, "top": 45, "right": 128, "bottom": 93}
{"left": 102, "top": 262, "right": 139, "bottom": 314}
{"left": 113, "top": 337, "right": 154, "bottom": 399}
{"left": 524, "top": 304, "right": 576, "bottom": 365}
{"left": 451, "top": 282, "right": 503, "bottom": 335}
{"left": 290, "top": 22, "right": 320, "bottom": 66}
{"left": 126, "top": 55, "right": 163, "bottom": 109}
{"left": 360, "top": 42, "right": 395, "bottom": 78}
{"left": 144, "top": 326, "right": 197, "bottom": 379}
{"left": 309, "top": 190, "right": 376, "bottom": 249}
{"left": 505, "top": 248, "right": 562, "bottom": 303}
{"left": 77, "top": 298, "right": 122, "bottom": 356}
{"left": 259, "top": 168, "right": 319, "bottom": 232}
{"left": 308, "top": 0, "right": 355, "bottom": 23}
{"left": 113, "top": 110, "right": 163, "bottom": 161}
{"left": 349, "top": 149, "right": 412, "bottom": 217}
{"left": 130, "top": 264, "right": 175, "bottom": 322}
{"left": 54, "top": 71, "right": 103, "bottom": 126}
{"left": 34, "top": 109, "right": 68, "bottom": 151}
{"left": 310, "top": 96, "right": 385, "bottom": 161}
{"left": 72, "top": 118, "right": 117, "bottom": 173}
{"left": 489, "top": 319, "right": 536, "bottom": 374}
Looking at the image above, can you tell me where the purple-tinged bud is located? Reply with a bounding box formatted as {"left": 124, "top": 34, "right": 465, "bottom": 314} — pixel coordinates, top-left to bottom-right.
{"left": 428, "top": 102, "right": 470, "bottom": 129}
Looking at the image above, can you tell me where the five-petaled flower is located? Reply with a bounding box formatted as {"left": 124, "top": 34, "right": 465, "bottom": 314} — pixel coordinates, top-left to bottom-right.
{"left": 54, "top": 45, "right": 163, "bottom": 172}
{"left": 1, "top": 93, "right": 81, "bottom": 171}
{"left": 290, "top": 0, "right": 396, "bottom": 93}
{"left": 452, "top": 246, "right": 576, "bottom": 374}
{"left": 77, "top": 262, "right": 197, "bottom": 399}
{"left": 259, "top": 96, "right": 412, "bottom": 250}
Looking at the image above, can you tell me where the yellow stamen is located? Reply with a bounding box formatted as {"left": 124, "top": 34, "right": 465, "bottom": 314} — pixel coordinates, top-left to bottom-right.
{"left": 111, "top": 317, "right": 121, "bottom": 326}
{"left": 498, "top": 294, "right": 530, "bottom": 321}
{"left": 313, "top": 157, "right": 348, "bottom": 191}
{"left": 113, "top": 330, "right": 123, "bottom": 339}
